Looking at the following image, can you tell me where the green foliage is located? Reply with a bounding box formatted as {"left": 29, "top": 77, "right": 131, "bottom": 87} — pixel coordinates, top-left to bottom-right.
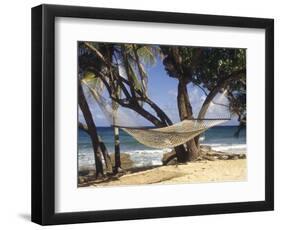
{"left": 82, "top": 71, "right": 104, "bottom": 93}
{"left": 78, "top": 42, "right": 162, "bottom": 109}
{"left": 196, "top": 48, "right": 246, "bottom": 90}
{"left": 161, "top": 46, "right": 245, "bottom": 84}
{"left": 78, "top": 42, "right": 247, "bottom": 125}
{"left": 160, "top": 46, "right": 246, "bottom": 123}
{"left": 127, "top": 62, "right": 143, "bottom": 91}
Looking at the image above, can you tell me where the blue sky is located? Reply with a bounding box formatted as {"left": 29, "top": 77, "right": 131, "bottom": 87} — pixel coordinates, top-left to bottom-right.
{"left": 79, "top": 58, "right": 239, "bottom": 127}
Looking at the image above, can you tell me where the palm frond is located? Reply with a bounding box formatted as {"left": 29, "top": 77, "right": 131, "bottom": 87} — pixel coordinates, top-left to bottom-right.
{"left": 128, "top": 63, "right": 142, "bottom": 91}
{"left": 137, "top": 46, "right": 156, "bottom": 66}
{"left": 82, "top": 71, "right": 104, "bottom": 93}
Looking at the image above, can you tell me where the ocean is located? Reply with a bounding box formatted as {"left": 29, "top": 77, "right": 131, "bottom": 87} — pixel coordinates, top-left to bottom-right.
{"left": 78, "top": 126, "right": 246, "bottom": 170}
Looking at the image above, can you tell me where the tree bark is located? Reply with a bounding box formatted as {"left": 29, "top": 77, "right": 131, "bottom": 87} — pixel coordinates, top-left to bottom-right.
{"left": 177, "top": 81, "right": 193, "bottom": 120}
{"left": 84, "top": 43, "right": 188, "bottom": 164}
{"left": 79, "top": 122, "right": 113, "bottom": 173}
{"left": 111, "top": 98, "right": 122, "bottom": 173}
{"left": 145, "top": 97, "right": 173, "bottom": 126}
{"left": 78, "top": 81, "right": 104, "bottom": 178}
{"left": 194, "top": 82, "right": 223, "bottom": 148}
{"left": 98, "top": 136, "right": 113, "bottom": 173}
{"left": 113, "top": 127, "right": 122, "bottom": 173}
{"left": 194, "top": 70, "right": 246, "bottom": 147}
{"left": 177, "top": 80, "right": 199, "bottom": 161}
{"left": 131, "top": 102, "right": 167, "bottom": 127}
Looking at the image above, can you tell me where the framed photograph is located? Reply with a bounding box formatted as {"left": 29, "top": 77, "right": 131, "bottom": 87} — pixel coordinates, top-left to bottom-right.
{"left": 31, "top": 4, "right": 274, "bottom": 225}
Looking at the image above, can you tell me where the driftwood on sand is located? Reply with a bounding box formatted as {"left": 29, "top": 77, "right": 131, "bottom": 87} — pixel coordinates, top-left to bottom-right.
{"left": 162, "top": 146, "right": 246, "bottom": 165}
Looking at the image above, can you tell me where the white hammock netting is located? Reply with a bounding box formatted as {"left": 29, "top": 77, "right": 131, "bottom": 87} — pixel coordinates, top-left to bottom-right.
{"left": 121, "top": 119, "right": 227, "bottom": 148}
{"left": 82, "top": 79, "right": 230, "bottom": 149}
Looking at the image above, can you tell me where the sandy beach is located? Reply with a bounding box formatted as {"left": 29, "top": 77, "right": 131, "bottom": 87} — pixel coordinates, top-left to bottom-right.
{"left": 79, "top": 153, "right": 246, "bottom": 187}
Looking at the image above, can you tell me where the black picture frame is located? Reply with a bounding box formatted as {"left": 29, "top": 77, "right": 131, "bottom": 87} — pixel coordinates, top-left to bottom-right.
{"left": 31, "top": 4, "right": 274, "bottom": 225}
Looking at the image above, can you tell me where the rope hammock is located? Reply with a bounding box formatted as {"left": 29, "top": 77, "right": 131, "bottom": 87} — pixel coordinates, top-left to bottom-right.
{"left": 120, "top": 119, "right": 227, "bottom": 148}
{"left": 82, "top": 79, "right": 230, "bottom": 149}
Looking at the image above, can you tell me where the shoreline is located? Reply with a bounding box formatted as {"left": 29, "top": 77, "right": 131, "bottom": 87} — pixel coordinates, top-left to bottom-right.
{"left": 79, "top": 144, "right": 247, "bottom": 171}
{"left": 78, "top": 149, "right": 247, "bottom": 187}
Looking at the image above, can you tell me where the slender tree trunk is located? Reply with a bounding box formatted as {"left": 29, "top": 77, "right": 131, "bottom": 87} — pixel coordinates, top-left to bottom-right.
{"left": 79, "top": 122, "right": 113, "bottom": 173}
{"left": 145, "top": 97, "right": 174, "bottom": 126}
{"left": 78, "top": 81, "right": 104, "bottom": 178}
{"left": 177, "top": 81, "right": 199, "bottom": 161}
{"left": 131, "top": 103, "right": 166, "bottom": 127}
{"left": 112, "top": 99, "right": 122, "bottom": 173}
{"left": 99, "top": 137, "right": 113, "bottom": 173}
{"left": 194, "top": 75, "right": 233, "bottom": 147}
{"left": 113, "top": 127, "right": 122, "bottom": 173}
{"left": 86, "top": 44, "right": 188, "bottom": 164}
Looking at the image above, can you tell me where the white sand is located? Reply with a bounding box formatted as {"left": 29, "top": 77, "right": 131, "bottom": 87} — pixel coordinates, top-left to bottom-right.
{"left": 93, "top": 159, "right": 246, "bottom": 187}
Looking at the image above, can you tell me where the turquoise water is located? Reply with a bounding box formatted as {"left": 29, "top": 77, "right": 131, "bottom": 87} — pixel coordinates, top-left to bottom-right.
{"left": 78, "top": 126, "right": 246, "bottom": 169}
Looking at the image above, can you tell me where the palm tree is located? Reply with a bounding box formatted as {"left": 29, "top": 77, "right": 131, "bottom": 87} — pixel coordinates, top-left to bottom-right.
{"left": 81, "top": 71, "right": 114, "bottom": 174}
{"left": 83, "top": 42, "right": 188, "bottom": 163}
{"left": 119, "top": 44, "right": 188, "bottom": 161}
{"left": 112, "top": 98, "right": 122, "bottom": 173}
{"left": 78, "top": 80, "right": 104, "bottom": 178}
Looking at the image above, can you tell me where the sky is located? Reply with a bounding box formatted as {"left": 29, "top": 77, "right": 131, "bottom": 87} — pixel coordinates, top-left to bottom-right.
{"left": 79, "top": 56, "right": 239, "bottom": 127}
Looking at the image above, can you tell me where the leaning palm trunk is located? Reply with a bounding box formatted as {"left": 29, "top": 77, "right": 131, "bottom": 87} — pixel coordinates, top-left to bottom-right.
{"left": 83, "top": 42, "right": 189, "bottom": 164}
{"left": 79, "top": 122, "right": 113, "bottom": 173}
{"left": 78, "top": 81, "right": 104, "bottom": 177}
